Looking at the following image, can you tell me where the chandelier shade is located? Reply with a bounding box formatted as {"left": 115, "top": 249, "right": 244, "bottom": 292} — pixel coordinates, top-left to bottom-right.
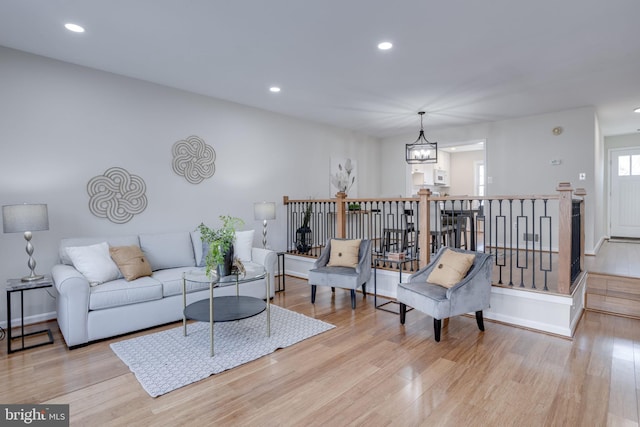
{"left": 406, "top": 112, "right": 438, "bottom": 164}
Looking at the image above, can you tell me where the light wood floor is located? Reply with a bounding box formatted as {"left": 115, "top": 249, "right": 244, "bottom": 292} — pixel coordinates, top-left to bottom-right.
{"left": 2, "top": 275, "right": 640, "bottom": 426}
{"left": 586, "top": 240, "right": 640, "bottom": 278}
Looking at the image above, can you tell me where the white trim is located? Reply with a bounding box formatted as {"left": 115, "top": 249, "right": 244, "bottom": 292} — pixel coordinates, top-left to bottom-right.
{"left": 473, "top": 159, "right": 485, "bottom": 197}
{"left": 489, "top": 285, "right": 573, "bottom": 304}
{"left": 484, "top": 312, "right": 573, "bottom": 337}
{"left": 0, "top": 311, "right": 57, "bottom": 329}
{"left": 588, "top": 236, "right": 606, "bottom": 255}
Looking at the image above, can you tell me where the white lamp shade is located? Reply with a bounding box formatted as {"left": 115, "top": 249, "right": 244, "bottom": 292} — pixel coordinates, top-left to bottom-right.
{"left": 254, "top": 202, "right": 276, "bottom": 221}
{"left": 2, "top": 204, "right": 49, "bottom": 233}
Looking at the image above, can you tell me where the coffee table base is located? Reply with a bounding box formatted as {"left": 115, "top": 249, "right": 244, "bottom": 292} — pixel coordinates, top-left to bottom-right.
{"left": 184, "top": 296, "right": 268, "bottom": 356}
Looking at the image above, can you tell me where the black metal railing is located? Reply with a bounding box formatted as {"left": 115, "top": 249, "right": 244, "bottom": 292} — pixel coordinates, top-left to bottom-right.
{"left": 284, "top": 183, "right": 585, "bottom": 295}
{"left": 285, "top": 197, "right": 421, "bottom": 271}
{"left": 571, "top": 200, "right": 582, "bottom": 283}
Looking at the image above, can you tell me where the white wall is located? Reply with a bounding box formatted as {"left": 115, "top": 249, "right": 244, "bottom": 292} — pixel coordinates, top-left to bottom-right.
{"left": 382, "top": 107, "right": 600, "bottom": 252}
{"left": 448, "top": 150, "right": 484, "bottom": 196}
{"left": 0, "top": 47, "right": 382, "bottom": 322}
{"left": 605, "top": 133, "right": 640, "bottom": 149}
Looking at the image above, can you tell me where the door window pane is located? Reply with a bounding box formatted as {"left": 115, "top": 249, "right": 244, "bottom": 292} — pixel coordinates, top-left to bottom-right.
{"left": 619, "top": 155, "right": 630, "bottom": 176}
{"left": 632, "top": 155, "right": 640, "bottom": 175}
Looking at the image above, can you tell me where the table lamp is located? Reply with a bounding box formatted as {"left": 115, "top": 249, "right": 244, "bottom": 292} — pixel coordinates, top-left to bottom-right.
{"left": 254, "top": 202, "right": 276, "bottom": 248}
{"left": 2, "top": 203, "right": 49, "bottom": 281}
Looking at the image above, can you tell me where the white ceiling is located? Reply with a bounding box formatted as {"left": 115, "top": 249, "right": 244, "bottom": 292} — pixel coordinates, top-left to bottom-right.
{"left": 1, "top": 0, "right": 639, "bottom": 138}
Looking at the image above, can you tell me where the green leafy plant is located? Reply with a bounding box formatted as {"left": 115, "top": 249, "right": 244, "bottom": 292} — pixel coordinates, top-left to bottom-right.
{"left": 197, "top": 215, "right": 244, "bottom": 277}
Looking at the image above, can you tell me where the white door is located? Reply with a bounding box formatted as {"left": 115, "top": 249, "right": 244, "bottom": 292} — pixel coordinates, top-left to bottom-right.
{"left": 610, "top": 148, "right": 640, "bottom": 238}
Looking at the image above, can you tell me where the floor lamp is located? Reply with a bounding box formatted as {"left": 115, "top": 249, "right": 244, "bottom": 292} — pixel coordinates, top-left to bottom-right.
{"left": 254, "top": 202, "right": 276, "bottom": 249}
{"left": 2, "top": 203, "right": 50, "bottom": 281}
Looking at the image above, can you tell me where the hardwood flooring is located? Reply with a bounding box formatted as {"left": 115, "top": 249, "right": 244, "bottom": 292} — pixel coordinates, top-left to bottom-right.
{"left": 3, "top": 276, "right": 640, "bottom": 426}
{"left": 586, "top": 240, "right": 640, "bottom": 278}
{"left": 585, "top": 240, "right": 640, "bottom": 318}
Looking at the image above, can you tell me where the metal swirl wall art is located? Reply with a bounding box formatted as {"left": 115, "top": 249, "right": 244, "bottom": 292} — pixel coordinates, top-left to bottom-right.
{"left": 171, "top": 135, "right": 216, "bottom": 184}
{"left": 87, "top": 167, "right": 148, "bottom": 224}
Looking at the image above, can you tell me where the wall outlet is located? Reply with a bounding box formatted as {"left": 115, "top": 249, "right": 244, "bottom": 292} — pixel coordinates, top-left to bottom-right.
{"left": 550, "top": 159, "right": 562, "bottom": 166}
{"left": 523, "top": 233, "right": 539, "bottom": 242}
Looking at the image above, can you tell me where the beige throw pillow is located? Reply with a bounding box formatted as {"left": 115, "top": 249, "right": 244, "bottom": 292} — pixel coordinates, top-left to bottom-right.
{"left": 109, "top": 245, "right": 152, "bottom": 281}
{"left": 427, "top": 249, "right": 476, "bottom": 288}
{"left": 327, "top": 239, "right": 361, "bottom": 268}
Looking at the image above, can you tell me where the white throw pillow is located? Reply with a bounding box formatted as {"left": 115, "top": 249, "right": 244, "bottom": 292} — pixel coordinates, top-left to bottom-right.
{"left": 234, "top": 230, "right": 254, "bottom": 262}
{"left": 66, "top": 242, "right": 120, "bottom": 286}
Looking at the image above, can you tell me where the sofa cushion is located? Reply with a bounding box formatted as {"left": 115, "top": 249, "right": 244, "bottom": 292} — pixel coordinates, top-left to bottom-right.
{"left": 59, "top": 235, "right": 139, "bottom": 266}
{"left": 139, "top": 232, "right": 196, "bottom": 271}
{"left": 110, "top": 245, "right": 153, "bottom": 281}
{"left": 65, "top": 242, "right": 120, "bottom": 286}
{"left": 154, "top": 267, "right": 211, "bottom": 297}
{"left": 89, "top": 276, "right": 163, "bottom": 310}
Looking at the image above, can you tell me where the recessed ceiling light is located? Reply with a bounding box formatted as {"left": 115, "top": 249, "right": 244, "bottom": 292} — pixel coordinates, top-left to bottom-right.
{"left": 64, "top": 23, "right": 85, "bottom": 33}
{"left": 450, "top": 147, "right": 457, "bottom": 151}
{"left": 634, "top": 107, "right": 640, "bottom": 113}
{"left": 269, "top": 86, "right": 281, "bottom": 93}
{"left": 377, "top": 41, "right": 393, "bottom": 50}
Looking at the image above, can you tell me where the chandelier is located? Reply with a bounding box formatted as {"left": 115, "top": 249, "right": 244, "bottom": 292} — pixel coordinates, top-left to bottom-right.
{"left": 406, "top": 112, "right": 437, "bottom": 164}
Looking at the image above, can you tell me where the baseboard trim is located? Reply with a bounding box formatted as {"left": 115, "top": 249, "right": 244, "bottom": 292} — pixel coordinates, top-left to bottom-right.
{"left": 0, "top": 311, "right": 57, "bottom": 329}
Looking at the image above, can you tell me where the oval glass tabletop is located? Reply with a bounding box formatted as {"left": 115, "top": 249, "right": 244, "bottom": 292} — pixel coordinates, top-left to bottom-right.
{"left": 183, "top": 264, "right": 266, "bottom": 288}
{"left": 218, "top": 263, "right": 266, "bottom": 286}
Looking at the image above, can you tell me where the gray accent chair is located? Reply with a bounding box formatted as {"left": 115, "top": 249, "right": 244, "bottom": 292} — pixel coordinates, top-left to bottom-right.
{"left": 398, "top": 247, "right": 493, "bottom": 341}
{"left": 308, "top": 239, "right": 372, "bottom": 309}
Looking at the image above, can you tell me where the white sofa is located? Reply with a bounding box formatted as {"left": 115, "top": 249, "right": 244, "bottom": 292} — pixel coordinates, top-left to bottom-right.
{"left": 51, "top": 231, "right": 277, "bottom": 348}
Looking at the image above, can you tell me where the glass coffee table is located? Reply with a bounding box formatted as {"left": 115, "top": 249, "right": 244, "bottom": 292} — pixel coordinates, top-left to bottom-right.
{"left": 182, "top": 264, "right": 270, "bottom": 356}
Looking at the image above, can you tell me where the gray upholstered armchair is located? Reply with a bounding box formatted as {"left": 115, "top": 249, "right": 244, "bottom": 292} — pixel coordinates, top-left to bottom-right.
{"left": 398, "top": 247, "right": 493, "bottom": 341}
{"left": 308, "top": 238, "right": 372, "bottom": 309}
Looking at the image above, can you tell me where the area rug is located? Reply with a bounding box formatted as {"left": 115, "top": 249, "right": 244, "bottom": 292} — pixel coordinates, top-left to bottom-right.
{"left": 110, "top": 305, "right": 334, "bottom": 397}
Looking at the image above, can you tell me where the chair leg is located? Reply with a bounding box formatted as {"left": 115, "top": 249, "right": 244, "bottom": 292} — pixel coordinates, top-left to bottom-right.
{"left": 476, "top": 311, "right": 485, "bottom": 331}
{"left": 399, "top": 303, "right": 407, "bottom": 324}
{"left": 331, "top": 287, "right": 335, "bottom": 293}
{"left": 434, "top": 318, "right": 441, "bottom": 342}
{"left": 311, "top": 285, "right": 316, "bottom": 304}
{"left": 350, "top": 289, "right": 356, "bottom": 309}
{"left": 362, "top": 283, "right": 366, "bottom": 296}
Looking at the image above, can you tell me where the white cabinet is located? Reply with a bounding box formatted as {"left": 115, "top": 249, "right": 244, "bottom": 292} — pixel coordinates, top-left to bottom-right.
{"left": 434, "top": 169, "right": 448, "bottom": 185}
{"left": 434, "top": 151, "right": 450, "bottom": 186}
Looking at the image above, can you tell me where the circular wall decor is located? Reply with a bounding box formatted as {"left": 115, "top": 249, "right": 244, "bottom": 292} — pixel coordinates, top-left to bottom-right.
{"left": 172, "top": 135, "right": 216, "bottom": 184}
{"left": 87, "top": 167, "right": 148, "bottom": 224}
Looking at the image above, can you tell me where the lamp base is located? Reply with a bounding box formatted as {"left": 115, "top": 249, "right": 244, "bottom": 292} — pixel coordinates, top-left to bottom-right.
{"left": 21, "top": 274, "right": 44, "bottom": 282}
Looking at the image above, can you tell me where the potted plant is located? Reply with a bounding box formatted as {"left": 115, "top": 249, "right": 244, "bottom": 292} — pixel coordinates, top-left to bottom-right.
{"left": 197, "top": 215, "right": 244, "bottom": 277}
{"left": 295, "top": 203, "right": 313, "bottom": 254}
